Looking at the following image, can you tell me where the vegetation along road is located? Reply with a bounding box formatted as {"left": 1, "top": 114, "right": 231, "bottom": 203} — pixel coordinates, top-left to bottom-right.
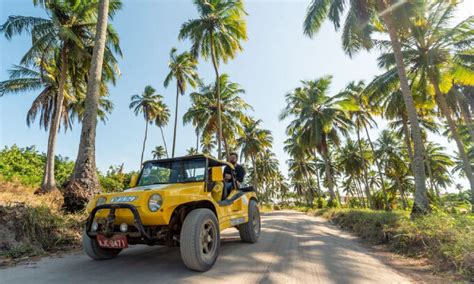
{"left": 1, "top": 211, "right": 415, "bottom": 284}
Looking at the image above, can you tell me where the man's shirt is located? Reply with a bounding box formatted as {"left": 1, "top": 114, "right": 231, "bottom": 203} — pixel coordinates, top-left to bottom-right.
{"left": 224, "top": 164, "right": 246, "bottom": 184}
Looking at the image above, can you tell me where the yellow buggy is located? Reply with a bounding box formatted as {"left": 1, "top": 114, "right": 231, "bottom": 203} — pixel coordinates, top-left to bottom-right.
{"left": 83, "top": 154, "right": 260, "bottom": 271}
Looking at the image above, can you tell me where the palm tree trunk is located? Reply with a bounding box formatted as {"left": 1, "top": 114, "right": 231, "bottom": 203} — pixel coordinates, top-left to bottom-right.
{"left": 64, "top": 0, "right": 109, "bottom": 212}
{"left": 160, "top": 126, "right": 169, "bottom": 158}
{"left": 433, "top": 80, "right": 474, "bottom": 212}
{"left": 322, "top": 150, "right": 337, "bottom": 206}
{"left": 401, "top": 114, "right": 415, "bottom": 172}
{"left": 196, "top": 129, "right": 199, "bottom": 152}
{"left": 172, "top": 82, "right": 179, "bottom": 158}
{"left": 40, "top": 47, "right": 68, "bottom": 193}
{"left": 209, "top": 33, "right": 225, "bottom": 160}
{"left": 382, "top": 11, "right": 429, "bottom": 215}
{"left": 363, "top": 124, "right": 389, "bottom": 210}
{"left": 454, "top": 88, "right": 474, "bottom": 142}
{"left": 141, "top": 120, "right": 149, "bottom": 167}
{"left": 356, "top": 122, "right": 372, "bottom": 208}
{"left": 355, "top": 177, "right": 366, "bottom": 208}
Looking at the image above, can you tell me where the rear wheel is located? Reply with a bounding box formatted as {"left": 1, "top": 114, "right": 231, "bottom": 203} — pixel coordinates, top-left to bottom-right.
{"left": 180, "top": 209, "right": 220, "bottom": 272}
{"left": 239, "top": 200, "right": 261, "bottom": 243}
{"left": 83, "top": 230, "right": 122, "bottom": 260}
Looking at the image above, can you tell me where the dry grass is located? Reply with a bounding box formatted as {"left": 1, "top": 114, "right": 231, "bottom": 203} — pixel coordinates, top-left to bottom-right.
{"left": 0, "top": 181, "right": 85, "bottom": 264}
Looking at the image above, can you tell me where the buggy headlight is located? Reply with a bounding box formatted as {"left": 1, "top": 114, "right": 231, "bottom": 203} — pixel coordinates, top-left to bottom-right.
{"left": 96, "top": 196, "right": 107, "bottom": 206}
{"left": 148, "top": 194, "right": 162, "bottom": 212}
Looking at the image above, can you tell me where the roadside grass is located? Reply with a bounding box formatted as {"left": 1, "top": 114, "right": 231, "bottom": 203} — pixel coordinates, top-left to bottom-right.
{"left": 0, "top": 181, "right": 85, "bottom": 264}
{"left": 287, "top": 207, "right": 474, "bottom": 277}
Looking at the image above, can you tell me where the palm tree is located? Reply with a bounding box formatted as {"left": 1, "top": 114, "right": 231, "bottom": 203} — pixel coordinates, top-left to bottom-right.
{"left": 152, "top": 146, "right": 167, "bottom": 159}
{"left": 342, "top": 80, "right": 390, "bottom": 209}
{"left": 65, "top": 0, "right": 120, "bottom": 211}
{"left": 179, "top": 0, "right": 247, "bottom": 159}
{"left": 164, "top": 47, "right": 200, "bottom": 158}
{"left": 237, "top": 118, "right": 273, "bottom": 190}
{"left": 186, "top": 147, "right": 199, "bottom": 155}
{"left": 183, "top": 74, "right": 251, "bottom": 157}
{"left": 129, "top": 86, "right": 165, "bottom": 167}
{"left": 154, "top": 100, "right": 171, "bottom": 159}
{"left": 303, "top": 0, "right": 430, "bottom": 214}
{"left": 1, "top": 0, "right": 121, "bottom": 193}
{"left": 280, "top": 76, "right": 353, "bottom": 206}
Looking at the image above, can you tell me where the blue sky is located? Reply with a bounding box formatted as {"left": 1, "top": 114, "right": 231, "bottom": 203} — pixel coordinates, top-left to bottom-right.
{"left": 1, "top": 0, "right": 472, "bottom": 189}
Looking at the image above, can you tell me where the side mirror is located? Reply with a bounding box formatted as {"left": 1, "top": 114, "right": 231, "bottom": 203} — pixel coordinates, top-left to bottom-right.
{"left": 129, "top": 174, "right": 138, "bottom": 188}
{"left": 211, "top": 167, "right": 223, "bottom": 182}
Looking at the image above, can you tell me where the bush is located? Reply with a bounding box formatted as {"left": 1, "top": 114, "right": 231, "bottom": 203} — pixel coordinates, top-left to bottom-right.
{"left": 0, "top": 145, "right": 74, "bottom": 188}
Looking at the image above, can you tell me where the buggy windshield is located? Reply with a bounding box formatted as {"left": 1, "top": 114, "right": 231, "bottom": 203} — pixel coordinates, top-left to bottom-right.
{"left": 138, "top": 158, "right": 206, "bottom": 186}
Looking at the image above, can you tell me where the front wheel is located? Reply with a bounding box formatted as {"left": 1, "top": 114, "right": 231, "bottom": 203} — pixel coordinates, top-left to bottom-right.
{"left": 83, "top": 230, "right": 122, "bottom": 260}
{"left": 180, "top": 209, "right": 220, "bottom": 272}
{"left": 239, "top": 200, "right": 261, "bottom": 243}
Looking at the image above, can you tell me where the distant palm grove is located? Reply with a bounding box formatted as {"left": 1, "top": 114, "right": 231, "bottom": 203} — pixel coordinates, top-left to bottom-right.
{"left": 0, "top": 0, "right": 473, "bottom": 215}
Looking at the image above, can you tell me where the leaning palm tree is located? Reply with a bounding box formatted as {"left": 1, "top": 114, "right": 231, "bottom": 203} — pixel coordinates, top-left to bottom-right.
{"left": 280, "top": 76, "right": 353, "bottom": 206}
{"left": 129, "top": 86, "right": 164, "bottom": 166}
{"left": 1, "top": 0, "right": 121, "bottom": 193}
{"left": 65, "top": 0, "right": 120, "bottom": 211}
{"left": 164, "top": 47, "right": 200, "bottom": 157}
{"left": 179, "top": 0, "right": 247, "bottom": 159}
{"left": 303, "top": 0, "right": 430, "bottom": 214}
{"left": 152, "top": 145, "right": 167, "bottom": 159}
{"left": 237, "top": 118, "right": 273, "bottom": 190}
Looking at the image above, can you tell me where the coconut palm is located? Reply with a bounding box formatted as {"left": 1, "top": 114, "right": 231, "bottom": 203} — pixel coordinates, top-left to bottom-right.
{"left": 237, "top": 118, "right": 273, "bottom": 190}
{"left": 164, "top": 47, "right": 200, "bottom": 158}
{"left": 280, "top": 76, "right": 353, "bottom": 206}
{"left": 303, "top": 0, "right": 430, "bottom": 214}
{"left": 153, "top": 99, "right": 171, "bottom": 159}
{"left": 65, "top": 0, "right": 121, "bottom": 211}
{"left": 129, "top": 86, "right": 165, "bottom": 167}
{"left": 183, "top": 74, "right": 251, "bottom": 157}
{"left": 152, "top": 146, "right": 167, "bottom": 159}
{"left": 342, "top": 80, "right": 391, "bottom": 209}
{"left": 1, "top": 0, "right": 121, "bottom": 194}
{"left": 179, "top": 0, "right": 247, "bottom": 159}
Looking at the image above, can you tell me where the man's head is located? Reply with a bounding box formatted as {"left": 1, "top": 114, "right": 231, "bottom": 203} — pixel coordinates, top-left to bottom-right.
{"left": 228, "top": 152, "right": 238, "bottom": 165}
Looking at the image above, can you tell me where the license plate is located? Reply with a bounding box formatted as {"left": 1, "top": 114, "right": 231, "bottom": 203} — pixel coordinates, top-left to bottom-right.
{"left": 97, "top": 234, "right": 128, "bottom": 249}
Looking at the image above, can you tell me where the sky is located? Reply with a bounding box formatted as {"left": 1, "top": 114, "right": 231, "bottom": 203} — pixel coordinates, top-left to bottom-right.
{"left": 0, "top": 0, "right": 473, "bottom": 190}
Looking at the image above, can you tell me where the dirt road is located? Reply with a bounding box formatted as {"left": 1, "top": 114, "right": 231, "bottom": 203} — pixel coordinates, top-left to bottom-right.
{"left": 1, "top": 211, "right": 414, "bottom": 283}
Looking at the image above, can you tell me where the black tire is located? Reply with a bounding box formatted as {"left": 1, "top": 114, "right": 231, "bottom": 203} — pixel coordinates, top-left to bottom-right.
{"left": 239, "top": 200, "right": 261, "bottom": 243}
{"left": 83, "top": 230, "right": 122, "bottom": 260}
{"left": 180, "top": 209, "right": 220, "bottom": 272}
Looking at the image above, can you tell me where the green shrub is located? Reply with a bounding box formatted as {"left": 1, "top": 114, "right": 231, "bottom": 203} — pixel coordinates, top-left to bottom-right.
{"left": 0, "top": 145, "right": 74, "bottom": 187}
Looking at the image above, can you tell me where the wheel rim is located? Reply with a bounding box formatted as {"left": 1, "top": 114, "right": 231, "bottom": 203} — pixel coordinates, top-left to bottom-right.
{"left": 252, "top": 208, "right": 260, "bottom": 235}
{"left": 200, "top": 220, "right": 217, "bottom": 258}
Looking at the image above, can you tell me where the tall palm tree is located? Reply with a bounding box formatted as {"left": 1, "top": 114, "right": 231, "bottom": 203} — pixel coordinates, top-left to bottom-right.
{"left": 154, "top": 99, "right": 171, "bottom": 159}
{"left": 152, "top": 145, "right": 167, "bottom": 159}
{"left": 237, "top": 118, "right": 273, "bottom": 190}
{"left": 179, "top": 0, "right": 247, "bottom": 159}
{"left": 129, "top": 86, "right": 165, "bottom": 166}
{"left": 183, "top": 74, "right": 251, "bottom": 157}
{"left": 342, "top": 80, "right": 390, "bottom": 209}
{"left": 280, "top": 76, "right": 353, "bottom": 206}
{"left": 1, "top": 0, "right": 121, "bottom": 193}
{"left": 64, "top": 0, "right": 121, "bottom": 211}
{"left": 164, "top": 47, "right": 200, "bottom": 158}
{"left": 65, "top": 0, "right": 120, "bottom": 211}
{"left": 303, "top": 0, "right": 430, "bottom": 214}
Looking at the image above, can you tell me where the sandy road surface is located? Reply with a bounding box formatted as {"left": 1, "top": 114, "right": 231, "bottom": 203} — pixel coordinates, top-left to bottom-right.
{"left": 0, "top": 210, "right": 413, "bottom": 284}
